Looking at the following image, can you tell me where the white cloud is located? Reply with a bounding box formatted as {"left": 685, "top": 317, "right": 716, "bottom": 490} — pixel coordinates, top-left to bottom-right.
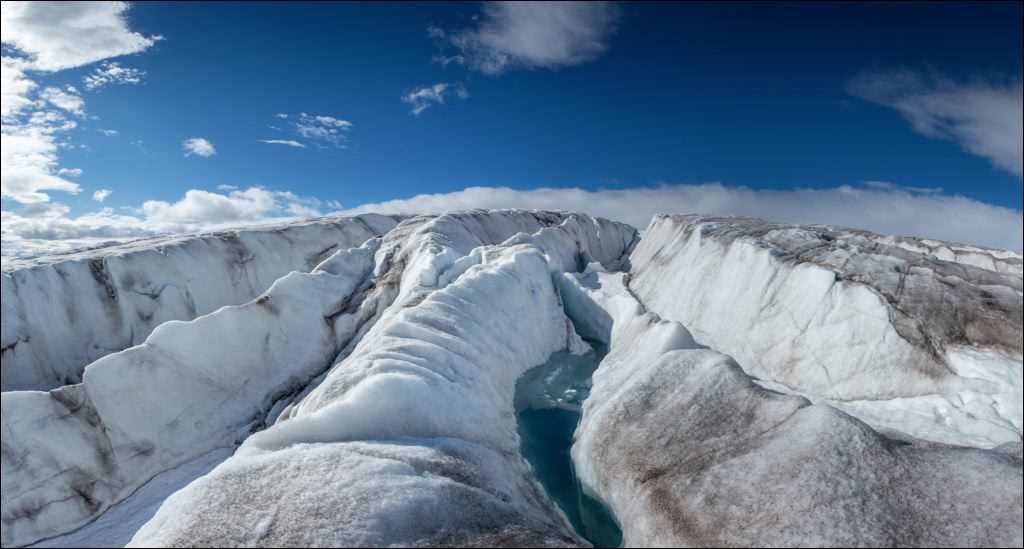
{"left": 259, "top": 139, "right": 306, "bottom": 148}
{"left": 217, "top": 184, "right": 239, "bottom": 191}
{"left": 340, "top": 183, "right": 1024, "bottom": 252}
{"left": 39, "top": 86, "right": 85, "bottom": 116}
{"left": 435, "top": 1, "right": 620, "bottom": 75}
{"left": 1, "top": 126, "right": 82, "bottom": 204}
{"left": 1, "top": 2, "right": 153, "bottom": 211}
{"left": 402, "top": 82, "right": 469, "bottom": 115}
{"left": 183, "top": 137, "right": 216, "bottom": 157}
{"left": 92, "top": 188, "right": 112, "bottom": 202}
{"left": 271, "top": 113, "right": 352, "bottom": 148}
{"left": 850, "top": 71, "right": 1023, "bottom": 179}
{"left": 97, "top": 128, "right": 119, "bottom": 136}
{"left": 0, "top": 1, "right": 160, "bottom": 71}
{"left": 2, "top": 186, "right": 337, "bottom": 261}
{"left": 861, "top": 180, "right": 943, "bottom": 195}
{"left": 83, "top": 61, "right": 145, "bottom": 90}
{"left": 5, "top": 182, "right": 1021, "bottom": 264}
{"left": 1, "top": 57, "right": 36, "bottom": 119}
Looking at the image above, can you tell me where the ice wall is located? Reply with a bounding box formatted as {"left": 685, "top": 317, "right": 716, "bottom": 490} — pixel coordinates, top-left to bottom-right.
{"left": 0, "top": 214, "right": 401, "bottom": 392}
{"left": 628, "top": 215, "right": 1023, "bottom": 448}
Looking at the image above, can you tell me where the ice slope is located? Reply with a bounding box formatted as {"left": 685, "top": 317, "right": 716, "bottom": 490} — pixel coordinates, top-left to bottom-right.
{"left": 629, "top": 215, "right": 1024, "bottom": 448}
{"left": 0, "top": 214, "right": 401, "bottom": 392}
{"left": 1, "top": 210, "right": 636, "bottom": 548}
{"left": 27, "top": 448, "right": 233, "bottom": 549}
{"left": 127, "top": 215, "right": 636, "bottom": 547}
{"left": 557, "top": 266, "right": 1023, "bottom": 548}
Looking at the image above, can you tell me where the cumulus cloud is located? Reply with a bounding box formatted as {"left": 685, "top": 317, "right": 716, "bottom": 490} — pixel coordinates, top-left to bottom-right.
{"left": 83, "top": 61, "right": 145, "bottom": 90}
{"left": 2, "top": 186, "right": 338, "bottom": 261}
{"left": 433, "top": 2, "right": 619, "bottom": 74}
{"left": 1, "top": 57, "right": 36, "bottom": 119}
{"left": 0, "top": 1, "right": 160, "bottom": 71}
{"left": 183, "top": 137, "right": 216, "bottom": 157}
{"left": 849, "top": 71, "right": 1023, "bottom": 179}
{"left": 259, "top": 139, "right": 306, "bottom": 148}
{"left": 340, "top": 183, "right": 1024, "bottom": 251}
{"left": 1, "top": 127, "right": 82, "bottom": 204}
{"left": 142, "top": 187, "right": 299, "bottom": 224}
{"left": 57, "top": 168, "right": 83, "bottom": 178}
{"left": 402, "top": 82, "right": 469, "bottom": 115}
{"left": 92, "top": 189, "right": 112, "bottom": 202}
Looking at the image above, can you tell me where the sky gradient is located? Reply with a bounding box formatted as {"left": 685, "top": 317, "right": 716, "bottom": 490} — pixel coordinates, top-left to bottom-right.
{"left": 2, "top": 1, "right": 1022, "bottom": 258}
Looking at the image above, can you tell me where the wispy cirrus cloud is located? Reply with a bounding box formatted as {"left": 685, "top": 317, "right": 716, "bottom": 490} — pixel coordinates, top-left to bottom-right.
{"left": 259, "top": 139, "right": 306, "bottom": 148}
{"left": 268, "top": 112, "right": 352, "bottom": 148}
{"left": 849, "top": 71, "right": 1023, "bottom": 179}
{"left": 431, "top": 1, "right": 620, "bottom": 75}
{"left": 402, "top": 82, "right": 469, "bottom": 115}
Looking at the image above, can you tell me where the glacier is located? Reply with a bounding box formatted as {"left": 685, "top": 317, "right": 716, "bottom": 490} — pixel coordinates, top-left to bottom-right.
{"left": 1, "top": 209, "right": 1020, "bottom": 548}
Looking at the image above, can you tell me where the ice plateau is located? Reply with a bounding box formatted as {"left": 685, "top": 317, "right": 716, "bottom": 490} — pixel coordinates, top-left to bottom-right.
{"left": 1, "top": 210, "right": 1021, "bottom": 548}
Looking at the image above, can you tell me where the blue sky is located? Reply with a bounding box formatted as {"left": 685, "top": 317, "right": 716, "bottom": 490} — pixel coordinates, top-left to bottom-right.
{"left": 2, "top": 2, "right": 1022, "bottom": 256}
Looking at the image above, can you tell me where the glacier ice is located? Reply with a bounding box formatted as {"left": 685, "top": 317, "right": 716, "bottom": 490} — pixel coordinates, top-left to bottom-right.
{"left": 1, "top": 209, "right": 1021, "bottom": 548}
{"left": 559, "top": 267, "right": 1022, "bottom": 547}
{"left": 0, "top": 214, "right": 401, "bottom": 392}
{"left": 629, "top": 215, "right": 1023, "bottom": 448}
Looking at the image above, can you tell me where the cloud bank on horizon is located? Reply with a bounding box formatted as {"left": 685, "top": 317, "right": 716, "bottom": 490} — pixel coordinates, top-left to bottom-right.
{"left": 3, "top": 182, "right": 1022, "bottom": 263}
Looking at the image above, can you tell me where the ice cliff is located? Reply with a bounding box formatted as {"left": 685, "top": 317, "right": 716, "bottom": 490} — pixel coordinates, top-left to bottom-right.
{"left": 1, "top": 210, "right": 1020, "bottom": 548}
